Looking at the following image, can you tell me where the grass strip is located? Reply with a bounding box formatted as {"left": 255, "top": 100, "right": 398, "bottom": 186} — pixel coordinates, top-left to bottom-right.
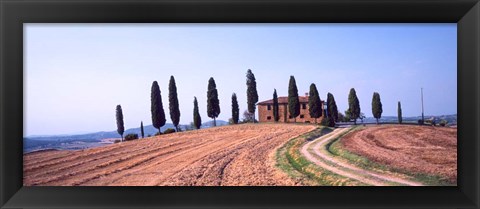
{"left": 275, "top": 127, "right": 368, "bottom": 186}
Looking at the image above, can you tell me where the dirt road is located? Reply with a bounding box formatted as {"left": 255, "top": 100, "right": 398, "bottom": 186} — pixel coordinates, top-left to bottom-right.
{"left": 24, "top": 124, "right": 316, "bottom": 186}
{"left": 301, "top": 128, "right": 423, "bottom": 186}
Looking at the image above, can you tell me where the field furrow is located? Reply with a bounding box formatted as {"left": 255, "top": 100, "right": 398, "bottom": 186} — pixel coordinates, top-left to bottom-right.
{"left": 24, "top": 124, "right": 315, "bottom": 186}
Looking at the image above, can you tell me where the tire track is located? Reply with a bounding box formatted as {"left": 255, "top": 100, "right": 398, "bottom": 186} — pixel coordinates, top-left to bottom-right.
{"left": 160, "top": 135, "right": 265, "bottom": 186}
{"left": 24, "top": 144, "right": 129, "bottom": 171}
{"left": 29, "top": 141, "right": 192, "bottom": 185}
{"left": 24, "top": 124, "right": 315, "bottom": 186}
{"left": 146, "top": 134, "right": 267, "bottom": 186}
{"left": 25, "top": 141, "right": 188, "bottom": 181}
{"left": 84, "top": 134, "right": 258, "bottom": 186}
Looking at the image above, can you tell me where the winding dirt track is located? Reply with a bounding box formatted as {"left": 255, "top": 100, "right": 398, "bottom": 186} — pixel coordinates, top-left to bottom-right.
{"left": 301, "top": 128, "right": 423, "bottom": 186}
{"left": 24, "top": 124, "right": 315, "bottom": 186}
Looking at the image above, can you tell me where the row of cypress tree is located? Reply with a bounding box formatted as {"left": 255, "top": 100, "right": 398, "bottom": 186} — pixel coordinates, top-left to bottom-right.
{"left": 115, "top": 76, "right": 182, "bottom": 141}
{"left": 270, "top": 76, "right": 391, "bottom": 127}
{"left": 115, "top": 105, "right": 145, "bottom": 142}
{"left": 347, "top": 89, "right": 404, "bottom": 125}
{"left": 270, "top": 76, "right": 339, "bottom": 126}
{"left": 151, "top": 76, "right": 182, "bottom": 135}
{"left": 116, "top": 69, "right": 260, "bottom": 140}
{"left": 115, "top": 71, "right": 400, "bottom": 140}
{"left": 151, "top": 70, "right": 259, "bottom": 134}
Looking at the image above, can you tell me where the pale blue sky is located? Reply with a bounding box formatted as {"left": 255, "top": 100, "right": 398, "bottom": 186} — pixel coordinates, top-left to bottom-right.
{"left": 24, "top": 24, "right": 457, "bottom": 136}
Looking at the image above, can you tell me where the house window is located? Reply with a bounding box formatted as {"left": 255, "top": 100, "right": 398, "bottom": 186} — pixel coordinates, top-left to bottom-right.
{"left": 267, "top": 105, "right": 271, "bottom": 110}
{"left": 300, "top": 115, "right": 304, "bottom": 118}
{"left": 267, "top": 116, "right": 272, "bottom": 120}
{"left": 302, "top": 104, "right": 307, "bottom": 109}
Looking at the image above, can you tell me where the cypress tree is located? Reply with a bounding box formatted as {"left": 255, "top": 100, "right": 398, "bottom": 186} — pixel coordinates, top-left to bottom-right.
{"left": 151, "top": 81, "right": 166, "bottom": 134}
{"left": 116, "top": 105, "right": 125, "bottom": 142}
{"left": 327, "top": 93, "right": 338, "bottom": 126}
{"left": 231, "top": 93, "right": 239, "bottom": 124}
{"left": 308, "top": 83, "right": 322, "bottom": 123}
{"left": 348, "top": 88, "right": 361, "bottom": 125}
{"left": 288, "top": 75, "right": 300, "bottom": 122}
{"left": 371, "top": 92, "right": 383, "bottom": 124}
{"left": 193, "top": 97, "right": 202, "bottom": 129}
{"left": 273, "top": 89, "right": 279, "bottom": 122}
{"left": 288, "top": 76, "right": 300, "bottom": 122}
{"left": 207, "top": 77, "right": 220, "bottom": 126}
{"left": 344, "top": 109, "right": 352, "bottom": 122}
{"left": 246, "top": 69, "right": 259, "bottom": 123}
{"left": 398, "top": 101, "right": 403, "bottom": 124}
{"left": 169, "top": 76, "right": 181, "bottom": 132}
{"left": 140, "top": 121, "right": 144, "bottom": 138}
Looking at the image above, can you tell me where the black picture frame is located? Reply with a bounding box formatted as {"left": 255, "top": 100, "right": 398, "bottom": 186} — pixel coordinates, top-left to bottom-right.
{"left": 1, "top": 0, "right": 479, "bottom": 208}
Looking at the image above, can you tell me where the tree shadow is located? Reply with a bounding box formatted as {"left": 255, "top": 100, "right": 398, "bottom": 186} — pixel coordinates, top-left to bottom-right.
{"left": 305, "top": 127, "right": 334, "bottom": 141}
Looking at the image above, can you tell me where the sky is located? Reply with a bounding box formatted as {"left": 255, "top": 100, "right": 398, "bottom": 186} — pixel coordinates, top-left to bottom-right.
{"left": 24, "top": 23, "right": 457, "bottom": 136}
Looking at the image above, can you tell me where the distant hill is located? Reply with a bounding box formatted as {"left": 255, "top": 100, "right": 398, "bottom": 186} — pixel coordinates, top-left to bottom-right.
{"left": 24, "top": 120, "right": 229, "bottom": 153}
{"left": 200, "top": 120, "right": 230, "bottom": 128}
{"left": 119, "top": 120, "right": 229, "bottom": 136}
{"left": 362, "top": 114, "right": 457, "bottom": 125}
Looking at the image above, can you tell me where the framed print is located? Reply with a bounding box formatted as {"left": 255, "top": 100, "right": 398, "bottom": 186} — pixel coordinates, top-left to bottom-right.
{"left": 1, "top": 0, "right": 479, "bottom": 208}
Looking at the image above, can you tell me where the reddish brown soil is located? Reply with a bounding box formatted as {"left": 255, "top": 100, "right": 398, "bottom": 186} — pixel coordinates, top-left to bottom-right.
{"left": 24, "top": 124, "right": 315, "bottom": 186}
{"left": 340, "top": 125, "right": 457, "bottom": 182}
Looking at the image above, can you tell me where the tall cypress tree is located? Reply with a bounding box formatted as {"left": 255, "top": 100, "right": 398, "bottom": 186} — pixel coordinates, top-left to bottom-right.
{"left": 246, "top": 69, "right": 259, "bottom": 123}
{"left": 169, "top": 76, "right": 181, "bottom": 132}
{"left": 371, "top": 92, "right": 383, "bottom": 124}
{"left": 207, "top": 77, "right": 220, "bottom": 126}
{"left": 231, "top": 93, "right": 239, "bottom": 124}
{"left": 116, "top": 105, "right": 125, "bottom": 142}
{"left": 151, "top": 81, "right": 166, "bottom": 134}
{"left": 288, "top": 76, "right": 300, "bottom": 122}
{"left": 193, "top": 97, "right": 202, "bottom": 129}
{"left": 327, "top": 93, "right": 338, "bottom": 126}
{"left": 398, "top": 101, "right": 403, "bottom": 124}
{"left": 140, "top": 121, "right": 144, "bottom": 138}
{"left": 348, "top": 88, "right": 360, "bottom": 125}
{"left": 273, "top": 89, "right": 279, "bottom": 122}
{"left": 308, "top": 83, "right": 322, "bottom": 123}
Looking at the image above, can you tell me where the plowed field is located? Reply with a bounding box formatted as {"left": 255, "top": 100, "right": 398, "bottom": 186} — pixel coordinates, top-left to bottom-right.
{"left": 24, "top": 124, "right": 316, "bottom": 186}
{"left": 339, "top": 125, "right": 457, "bottom": 183}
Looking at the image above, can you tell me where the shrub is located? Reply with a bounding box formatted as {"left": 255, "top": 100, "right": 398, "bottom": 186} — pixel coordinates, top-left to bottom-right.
{"left": 320, "top": 117, "right": 330, "bottom": 126}
{"left": 155, "top": 132, "right": 161, "bottom": 136}
{"left": 125, "top": 133, "right": 139, "bottom": 141}
{"left": 439, "top": 119, "right": 448, "bottom": 127}
{"left": 242, "top": 110, "right": 256, "bottom": 123}
{"left": 114, "top": 139, "right": 121, "bottom": 143}
{"left": 163, "top": 128, "right": 176, "bottom": 134}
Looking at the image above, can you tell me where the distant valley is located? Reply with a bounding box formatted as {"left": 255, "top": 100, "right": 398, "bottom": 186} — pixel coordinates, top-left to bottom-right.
{"left": 362, "top": 114, "right": 457, "bottom": 124}
{"left": 24, "top": 120, "right": 229, "bottom": 153}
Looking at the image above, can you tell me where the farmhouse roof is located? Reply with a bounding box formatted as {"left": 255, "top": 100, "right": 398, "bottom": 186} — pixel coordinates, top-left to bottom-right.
{"left": 257, "top": 96, "right": 315, "bottom": 105}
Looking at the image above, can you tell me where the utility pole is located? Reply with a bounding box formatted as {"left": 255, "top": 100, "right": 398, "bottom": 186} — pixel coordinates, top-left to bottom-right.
{"left": 421, "top": 87, "right": 424, "bottom": 124}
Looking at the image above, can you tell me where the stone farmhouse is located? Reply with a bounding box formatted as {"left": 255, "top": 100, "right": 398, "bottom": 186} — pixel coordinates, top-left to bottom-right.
{"left": 256, "top": 94, "right": 325, "bottom": 123}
